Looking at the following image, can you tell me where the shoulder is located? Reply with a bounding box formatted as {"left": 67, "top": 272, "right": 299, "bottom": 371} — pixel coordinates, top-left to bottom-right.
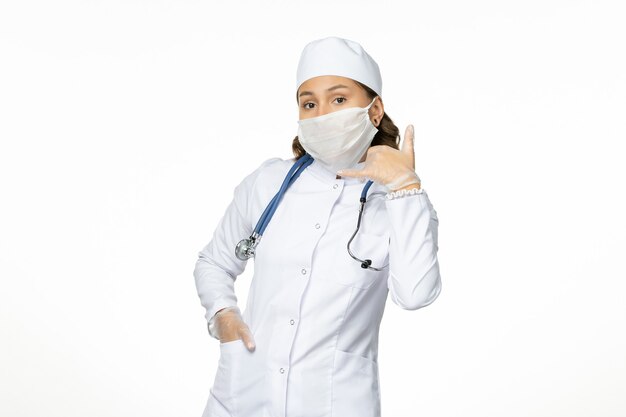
{"left": 253, "top": 156, "right": 296, "bottom": 183}
{"left": 232, "top": 157, "right": 294, "bottom": 218}
{"left": 257, "top": 156, "right": 294, "bottom": 173}
{"left": 235, "top": 156, "right": 294, "bottom": 193}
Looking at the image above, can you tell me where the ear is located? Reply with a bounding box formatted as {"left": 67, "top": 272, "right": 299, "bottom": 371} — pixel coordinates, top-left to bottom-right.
{"left": 369, "top": 96, "right": 384, "bottom": 127}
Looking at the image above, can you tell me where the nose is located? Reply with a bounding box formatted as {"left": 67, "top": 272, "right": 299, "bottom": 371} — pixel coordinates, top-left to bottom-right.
{"left": 316, "top": 103, "right": 333, "bottom": 117}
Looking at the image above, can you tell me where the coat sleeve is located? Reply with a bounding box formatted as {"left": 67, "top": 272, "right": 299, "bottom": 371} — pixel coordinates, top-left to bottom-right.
{"left": 193, "top": 157, "right": 281, "bottom": 324}
{"left": 385, "top": 188, "right": 442, "bottom": 310}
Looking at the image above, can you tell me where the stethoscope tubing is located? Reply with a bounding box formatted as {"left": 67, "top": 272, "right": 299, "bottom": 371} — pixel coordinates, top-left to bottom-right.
{"left": 254, "top": 153, "right": 314, "bottom": 236}
{"left": 237, "top": 153, "right": 388, "bottom": 270}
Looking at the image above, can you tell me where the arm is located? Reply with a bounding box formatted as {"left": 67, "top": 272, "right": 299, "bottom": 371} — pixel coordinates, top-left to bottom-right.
{"left": 385, "top": 187, "right": 441, "bottom": 310}
{"left": 193, "top": 181, "right": 250, "bottom": 327}
{"left": 193, "top": 157, "right": 281, "bottom": 333}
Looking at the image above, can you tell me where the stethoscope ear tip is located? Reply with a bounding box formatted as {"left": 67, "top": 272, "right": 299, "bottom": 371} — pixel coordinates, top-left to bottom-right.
{"left": 360, "top": 259, "right": 372, "bottom": 269}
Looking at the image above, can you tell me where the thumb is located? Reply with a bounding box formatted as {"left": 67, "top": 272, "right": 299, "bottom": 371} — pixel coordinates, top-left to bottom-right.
{"left": 239, "top": 325, "right": 256, "bottom": 351}
{"left": 401, "top": 124, "right": 415, "bottom": 168}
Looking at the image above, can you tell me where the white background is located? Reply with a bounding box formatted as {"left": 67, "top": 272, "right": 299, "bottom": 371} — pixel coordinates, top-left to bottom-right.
{"left": 1, "top": 1, "right": 624, "bottom": 416}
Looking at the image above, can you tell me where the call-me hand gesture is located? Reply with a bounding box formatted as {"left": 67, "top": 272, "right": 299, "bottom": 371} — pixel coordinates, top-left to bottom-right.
{"left": 338, "top": 124, "right": 421, "bottom": 191}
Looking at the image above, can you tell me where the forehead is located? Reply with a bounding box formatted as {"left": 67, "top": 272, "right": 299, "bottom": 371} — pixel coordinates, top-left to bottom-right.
{"left": 298, "top": 75, "right": 359, "bottom": 93}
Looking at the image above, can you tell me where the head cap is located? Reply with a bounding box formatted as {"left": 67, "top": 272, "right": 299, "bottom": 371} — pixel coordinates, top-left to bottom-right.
{"left": 296, "top": 36, "right": 382, "bottom": 97}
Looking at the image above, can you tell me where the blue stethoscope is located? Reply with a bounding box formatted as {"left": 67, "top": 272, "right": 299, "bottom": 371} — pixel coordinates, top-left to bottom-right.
{"left": 235, "top": 153, "right": 389, "bottom": 271}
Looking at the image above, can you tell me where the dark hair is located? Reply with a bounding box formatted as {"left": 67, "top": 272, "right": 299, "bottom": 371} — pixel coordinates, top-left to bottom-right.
{"left": 291, "top": 80, "right": 400, "bottom": 160}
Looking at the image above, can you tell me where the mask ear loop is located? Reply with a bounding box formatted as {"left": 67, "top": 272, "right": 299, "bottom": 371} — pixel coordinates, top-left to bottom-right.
{"left": 365, "top": 96, "right": 379, "bottom": 126}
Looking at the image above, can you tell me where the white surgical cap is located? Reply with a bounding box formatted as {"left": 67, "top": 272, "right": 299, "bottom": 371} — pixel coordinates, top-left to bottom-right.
{"left": 296, "top": 36, "right": 382, "bottom": 97}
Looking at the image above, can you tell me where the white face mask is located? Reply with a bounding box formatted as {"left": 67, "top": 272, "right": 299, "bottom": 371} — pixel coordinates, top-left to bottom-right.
{"left": 297, "top": 97, "right": 379, "bottom": 175}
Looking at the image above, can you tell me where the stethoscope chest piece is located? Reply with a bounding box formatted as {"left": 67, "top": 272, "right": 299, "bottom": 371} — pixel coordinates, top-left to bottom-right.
{"left": 235, "top": 233, "right": 260, "bottom": 261}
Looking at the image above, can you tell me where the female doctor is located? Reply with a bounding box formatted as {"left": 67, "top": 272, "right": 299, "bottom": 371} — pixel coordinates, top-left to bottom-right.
{"left": 194, "top": 36, "right": 441, "bottom": 417}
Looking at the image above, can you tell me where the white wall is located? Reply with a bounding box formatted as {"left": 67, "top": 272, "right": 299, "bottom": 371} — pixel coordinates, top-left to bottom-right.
{"left": 1, "top": 1, "right": 624, "bottom": 416}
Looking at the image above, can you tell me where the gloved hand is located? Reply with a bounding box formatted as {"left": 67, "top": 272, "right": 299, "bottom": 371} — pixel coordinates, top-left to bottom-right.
{"left": 337, "top": 124, "right": 421, "bottom": 191}
{"left": 208, "top": 306, "right": 256, "bottom": 351}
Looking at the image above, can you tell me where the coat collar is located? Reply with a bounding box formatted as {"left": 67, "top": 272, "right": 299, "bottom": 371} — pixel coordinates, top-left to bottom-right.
{"left": 305, "top": 158, "right": 368, "bottom": 185}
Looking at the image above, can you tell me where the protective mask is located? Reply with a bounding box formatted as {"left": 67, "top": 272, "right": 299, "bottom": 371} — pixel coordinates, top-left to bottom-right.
{"left": 297, "top": 97, "right": 379, "bottom": 176}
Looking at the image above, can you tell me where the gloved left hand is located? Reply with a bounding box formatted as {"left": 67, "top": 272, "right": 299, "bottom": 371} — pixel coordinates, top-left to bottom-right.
{"left": 208, "top": 306, "right": 256, "bottom": 351}
{"left": 337, "top": 124, "right": 421, "bottom": 191}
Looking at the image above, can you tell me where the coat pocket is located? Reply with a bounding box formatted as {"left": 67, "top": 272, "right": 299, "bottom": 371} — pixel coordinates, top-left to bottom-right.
{"left": 209, "top": 339, "right": 243, "bottom": 414}
{"left": 330, "top": 231, "right": 389, "bottom": 290}
{"left": 210, "top": 338, "right": 269, "bottom": 417}
{"left": 331, "top": 349, "right": 381, "bottom": 417}
{"left": 202, "top": 390, "right": 231, "bottom": 417}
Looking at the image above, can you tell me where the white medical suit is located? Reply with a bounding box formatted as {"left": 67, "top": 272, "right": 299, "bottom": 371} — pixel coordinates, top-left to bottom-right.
{"left": 194, "top": 156, "right": 442, "bottom": 417}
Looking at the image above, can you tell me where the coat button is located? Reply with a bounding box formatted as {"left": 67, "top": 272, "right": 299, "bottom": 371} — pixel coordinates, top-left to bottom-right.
{"left": 289, "top": 319, "right": 295, "bottom": 325}
{"left": 301, "top": 268, "right": 307, "bottom": 275}
{"left": 333, "top": 184, "right": 338, "bottom": 189}
{"left": 315, "top": 223, "right": 320, "bottom": 229}
{"left": 279, "top": 367, "right": 285, "bottom": 374}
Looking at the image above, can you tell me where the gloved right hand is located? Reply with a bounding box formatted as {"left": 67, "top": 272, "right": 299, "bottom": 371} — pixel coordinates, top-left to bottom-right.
{"left": 209, "top": 306, "right": 256, "bottom": 351}
{"left": 337, "top": 124, "right": 421, "bottom": 191}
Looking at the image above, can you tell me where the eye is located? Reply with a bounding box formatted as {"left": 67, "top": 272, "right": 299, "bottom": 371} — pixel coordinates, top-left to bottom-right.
{"left": 301, "top": 96, "right": 347, "bottom": 110}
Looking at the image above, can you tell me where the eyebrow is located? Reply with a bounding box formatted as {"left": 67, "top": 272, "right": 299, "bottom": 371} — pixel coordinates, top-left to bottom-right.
{"left": 298, "top": 84, "right": 350, "bottom": 98}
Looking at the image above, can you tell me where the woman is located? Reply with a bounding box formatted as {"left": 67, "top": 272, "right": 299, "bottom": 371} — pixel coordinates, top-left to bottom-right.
{"left": 194, "top": 36, "right": 441, "bottom": 417}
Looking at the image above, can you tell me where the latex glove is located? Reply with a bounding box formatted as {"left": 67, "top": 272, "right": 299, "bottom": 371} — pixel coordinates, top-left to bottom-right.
{"left": 337, "top": 124, "right": 421, "bottom": 191}
{"left": 208, "top": 306, "right": 256, "bottom": 351}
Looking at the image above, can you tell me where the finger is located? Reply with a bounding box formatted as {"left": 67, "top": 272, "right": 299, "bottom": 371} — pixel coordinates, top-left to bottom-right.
{"left": 401, "top": 125, "right": 415, "bottom": 168}
{"left": 239, "top": 326, "right": 256, "bottom": 351}
{"left": 336, "top": 168, "right": 367, "bottom": 177}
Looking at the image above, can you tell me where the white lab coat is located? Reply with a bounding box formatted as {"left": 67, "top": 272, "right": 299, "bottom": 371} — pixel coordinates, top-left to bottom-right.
{"left": 194, "top": 156, "right": 441, "bottom": 417}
